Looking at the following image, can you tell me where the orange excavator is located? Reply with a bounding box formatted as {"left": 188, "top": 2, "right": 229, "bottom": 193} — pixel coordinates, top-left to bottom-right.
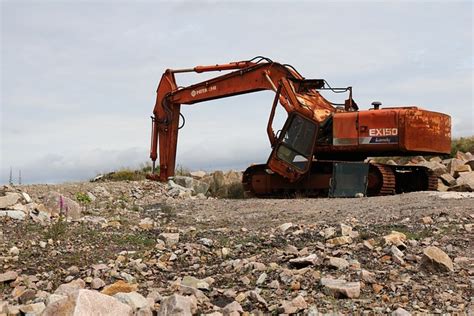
{"left": 148, "top": 56, "right": 451, "bottom": 197}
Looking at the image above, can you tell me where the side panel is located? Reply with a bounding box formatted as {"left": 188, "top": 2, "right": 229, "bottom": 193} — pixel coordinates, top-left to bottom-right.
{"left": 333, "top": 112, "right": 359, "bottom": 146}
{"left": 358, "top": 110, "right": 399, "bottom": 150}
{"left": 401, "top": 109, "right": 451, "bottom": 154}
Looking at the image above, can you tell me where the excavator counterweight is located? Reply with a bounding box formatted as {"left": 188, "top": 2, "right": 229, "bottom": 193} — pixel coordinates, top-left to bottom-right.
{"left": 148, "top": 56, "right": 451, "bottom": 197}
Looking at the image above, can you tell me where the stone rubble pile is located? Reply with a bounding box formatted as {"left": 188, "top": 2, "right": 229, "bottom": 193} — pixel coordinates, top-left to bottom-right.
{"left": 397, "top": 151, "right": 474, "bottom": 192}
{"left": 0, "top": 187, "right": 82, "bottom": 224}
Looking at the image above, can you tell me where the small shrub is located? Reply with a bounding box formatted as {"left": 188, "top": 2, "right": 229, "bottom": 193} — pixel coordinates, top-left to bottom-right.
{"left": 106, "top": 169, "right": 145, "bottom": 181}
{"left": 76, "top": 192, "right": 91, "bottom": 204}
{"left": 451, "top": 136, "right": 474, "bottom": 157}
{"left": 175, "top": 165, "right": 191, "bottom": 176}
{"left": 45, "top": 218, "right": 67, "bottom": 240}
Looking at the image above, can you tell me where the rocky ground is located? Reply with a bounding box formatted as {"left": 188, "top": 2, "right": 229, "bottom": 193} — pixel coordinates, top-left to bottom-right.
{"left": 1, "top": 175, "right": 473, "bottom": 315}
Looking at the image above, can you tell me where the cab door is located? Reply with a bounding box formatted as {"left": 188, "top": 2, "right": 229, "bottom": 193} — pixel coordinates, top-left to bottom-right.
{"left": 267, "top": 113, "right": 319, "bottom": 182}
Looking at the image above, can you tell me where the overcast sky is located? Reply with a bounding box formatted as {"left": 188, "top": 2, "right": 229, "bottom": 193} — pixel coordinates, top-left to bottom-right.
{"left": 1, "top": 0, "right": 473, "bottom": 184}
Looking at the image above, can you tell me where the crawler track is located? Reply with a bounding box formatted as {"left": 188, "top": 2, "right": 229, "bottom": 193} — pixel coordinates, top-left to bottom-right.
{"left": 242, "top": 162, "right": 436, "bottom": 198}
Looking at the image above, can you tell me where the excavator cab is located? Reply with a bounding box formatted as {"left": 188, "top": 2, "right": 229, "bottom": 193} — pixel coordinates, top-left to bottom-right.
{"left": 267, "top": 113, "right": 319, "bottom": 182}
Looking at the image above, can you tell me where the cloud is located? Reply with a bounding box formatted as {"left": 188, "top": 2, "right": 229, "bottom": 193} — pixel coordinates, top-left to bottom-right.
{"left": 1, "top": 1, "right": 472, "bottom": 184}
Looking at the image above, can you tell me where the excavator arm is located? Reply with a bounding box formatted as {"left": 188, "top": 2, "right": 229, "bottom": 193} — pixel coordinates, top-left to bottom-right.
{"left": 149, "top": 57, "right": 353, "bottom": 181}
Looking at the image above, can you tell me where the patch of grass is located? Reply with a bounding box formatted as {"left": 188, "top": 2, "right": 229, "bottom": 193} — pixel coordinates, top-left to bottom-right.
{"left": 44, "top": 218, "right": 68, "bottom": 240}
{"left": 111, "top": 232, "right": 155, "bottom": 248}
{"left": 102, "top": 169, "right": 146, "bottom": 182}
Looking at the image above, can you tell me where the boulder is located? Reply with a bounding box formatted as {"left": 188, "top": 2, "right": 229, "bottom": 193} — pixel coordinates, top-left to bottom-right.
{"left": 446, "top": 158, "right": 466, "bottom": 175}
{"left": 42, "top": 191, "right": 82, "bottom": 220}
{"left": 158, "top": 294, "right": 196, "bottom": 316}
{"left": 439, "top": 173, "right": 456, "bottom": 186}
{"left": 453, "top": 165, "right": 472, "bottom": 178}
{"left": 455, "top": 171, "right": 474, "bottom": 191}
{"left": 421, "top": 246, "right": 454, "bottom": 272}
{"left": 42, "top": 289, "right": 132, "bottom": 316}
{"left": 170, "top": 176, "right": 210, "bottom": 195}
{"left": 0, "top": 192, "right": 21, "bottom": 209}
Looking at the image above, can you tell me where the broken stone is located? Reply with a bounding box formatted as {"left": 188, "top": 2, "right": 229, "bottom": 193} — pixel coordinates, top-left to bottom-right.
{"left": 249, "top": 290, "right": 267, "bottom": 307}
{"left": 320, "top": 278, "right": 360, "bottom": 298}
{"left": 360, "top": 270, "right": 376, "bottom": 283}
{"left": 0, "top": 271, "right": 18, "bottom": 283}
{"left": 392, "top": 307, "right": 411, "bottom": 316}
{"left": 19, "top": 302, "right": 46, "bottom": 315}
{"left": 289, "top": 254, "right": 318, "bottom": 268}
{"left": 326, "top": 236, "right": 352, "bottom": 246}
{"left": 339, "top": 223, "right": 352, "bottom": 236}
{"left": 138, "top": 218, "right": 154, "bottom": 230}
{"left": 114, "top": 291, "right": 149, "bottom": 311}
{"left": 0, "top": 210, "right": 26, "bottom": 221}
{"left": 101, "top": 280, "right": 138, "bottom": 296}
{"left": 0, "top": 193, "right": 21, "bottom": 209}
{"left": 440, "top": 173, "right": 456, "bottom": 186}
{"left": 420, "top": 216, "right": 434, "bottom": 225}
{"left": 158, "top": 294, "right": 196, "bottom": 316}
{"left": 326, "top": 257, "right": 349, "bottom": 269}
{"left": 42, "top": 289, "right": 132, "bottom": 316}
{"left": 91, "top": 278, "right": 105, "bottom": 290}
{"left": 256, "top": 272, "right": 267, "bottom": 285}
{"left": 278, "top": 222, "right": 293, "bottom": 233}
{"left": 181, "top": 276, "right": 210, "bottom": 291}
{"left": 54, "top": 279, "right": 86, "bottom": 296}
{"left": 383, "top": 231, "right": 407, "bottom": 250}
{"left": 222, "top": 301, "right": 243, "bottom": 315}
{"left": 421, "top": 246, "right": 454, "bottom": 272}
{"left": 42, "top": 191, "right": 82, "bottom": 220}
{"left": 159, "top": 233, "right": 180, "bottom": 246}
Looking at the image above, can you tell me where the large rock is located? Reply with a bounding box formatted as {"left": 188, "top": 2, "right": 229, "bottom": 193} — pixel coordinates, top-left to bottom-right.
{"left": 171, "top": 176, "right": 210, "bottom": 195}
{"left": 453, "top": 165, "right": 472, "bottom": 178}
{"left": 446, "top": 158, "right": 466, "bottom": 175}
{"left": 439, "top": 173, "right": 456, "bottom": 186}
{"left": 42, "top": 191, "right": 82, "bottom": 220}
{"left": 54, "top": 279, "right": 86, "bottom": 296}
{"left": 114, "top": 291, "right": 150, "bottom": 311}
{"left": 0, "top": 210, "right": 26, "bottom": 220}
{"left": 421, "top": 246, "right": 454, "bottom": 272}
{"left": 0, "top": 192, "right": 21, "bottom": 209}
{"left": 0, "top": 271, "right": 18, "bottom": 283}
{"left": 42, "top": 289, "right": 132, "bottom": 316}
{"left": 454, "top": 171, "right": 474, "bottom": 191}
{"left": 320, "top": 278, "right": 360, "bottom": 298}
{"left": 158, "top": 294, "right": 196, "bottom": 316}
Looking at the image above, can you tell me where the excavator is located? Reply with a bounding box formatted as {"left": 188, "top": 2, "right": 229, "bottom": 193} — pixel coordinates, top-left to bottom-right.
{"left": 148, "top": 56, "right": 451, "bottom": 197}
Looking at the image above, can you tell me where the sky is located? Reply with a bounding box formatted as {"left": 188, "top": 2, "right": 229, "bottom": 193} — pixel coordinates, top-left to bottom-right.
{"left": 1, "top": 0, "right": 473, "bottom": 184}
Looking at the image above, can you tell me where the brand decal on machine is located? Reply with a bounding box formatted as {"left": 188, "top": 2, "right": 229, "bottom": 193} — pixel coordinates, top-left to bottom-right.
{"left": 369, "top": 128, "right": 398, "bottom": 136}
{"left": 190, "top": 85, "right": 217, "bottom": 97}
